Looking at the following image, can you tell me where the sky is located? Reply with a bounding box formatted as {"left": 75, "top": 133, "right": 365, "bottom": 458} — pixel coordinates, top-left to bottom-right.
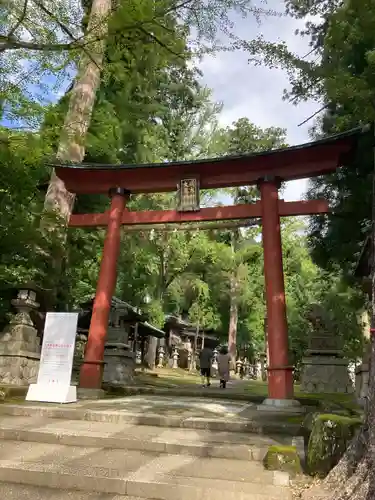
{"left": 198, "top": 1, "right": 320, "bottom": 202}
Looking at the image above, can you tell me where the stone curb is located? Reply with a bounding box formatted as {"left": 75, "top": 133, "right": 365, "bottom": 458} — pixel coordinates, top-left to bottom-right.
{"left": 104, "top": 385, "right": 320, "bottom": 407}
{"left": 0, "top": 404, "right": 301, "bottom": 436}
{"left": 0, "top": 428, "right": 268, "bottom": 462}
{"left": 0, "top": 465, "right": 291, "bottom": 500}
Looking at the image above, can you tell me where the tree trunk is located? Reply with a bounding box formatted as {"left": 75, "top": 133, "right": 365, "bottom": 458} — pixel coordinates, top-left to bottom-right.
{"left": 228, "top": 274, "right": 238, "bottom": 367}
{"left": 190, "top": 321, "right": 199, "bottom": 371}
{"left": 44, "top": 0, "right": 112, "bottom": 221}
{"left": 228, "top": 230, "right": 239, "bottom": 367}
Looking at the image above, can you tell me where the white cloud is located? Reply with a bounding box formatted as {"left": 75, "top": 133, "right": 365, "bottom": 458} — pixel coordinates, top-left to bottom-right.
{"left": 198, "top": 1, "right": 321, "bottom": 201}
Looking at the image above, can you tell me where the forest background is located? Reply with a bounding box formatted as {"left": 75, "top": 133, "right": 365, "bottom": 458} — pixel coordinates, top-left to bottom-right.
{"left": 0, "top": 0, "right": 371, "bottom": 372}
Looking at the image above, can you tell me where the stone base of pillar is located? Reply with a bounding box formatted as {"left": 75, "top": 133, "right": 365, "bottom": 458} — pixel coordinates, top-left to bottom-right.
{"left": 300, "top": 356, "right": 354, "bottom": 394}
{"left": 257, "top": 398, "right": 305, "bottom": 414}
{"left": 103, "top": 344, "right": 135, "bottom": 386}
{"left": 77, "top": 387, "right": 105, "bottom": 400}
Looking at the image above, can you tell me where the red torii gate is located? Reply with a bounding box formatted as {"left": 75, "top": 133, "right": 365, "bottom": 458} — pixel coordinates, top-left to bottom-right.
{"left": 56, "top": 126, "right": 365, "bottom": 407}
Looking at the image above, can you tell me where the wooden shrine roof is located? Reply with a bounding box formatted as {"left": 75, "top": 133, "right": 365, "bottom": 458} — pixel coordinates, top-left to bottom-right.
{"left": 137, "top": 321, "right": 165, "bottom": 339}
{"left": 54, "top": 125, "right": 370, "bottom": 195}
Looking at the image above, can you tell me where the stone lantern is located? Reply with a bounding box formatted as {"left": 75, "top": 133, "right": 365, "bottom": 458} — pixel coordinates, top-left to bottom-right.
{"left": 300, "top": 304, "right": 353, "bottom": 394}
{"left": 157, "top": 345, "right": 165, "bottom": 368}
{"left": 0, "top": 284, "right": 42, "bottom": 386}
{"left": 172, "top": 347, "right": 179, "bottom": 369}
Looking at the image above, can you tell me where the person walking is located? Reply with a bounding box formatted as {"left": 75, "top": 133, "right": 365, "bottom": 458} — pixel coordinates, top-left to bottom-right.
{"left": 218, "top": 345, "right": 230, "bottom": 389}
{"left": 199, "top": 346, "right": 213, "bottom": 387}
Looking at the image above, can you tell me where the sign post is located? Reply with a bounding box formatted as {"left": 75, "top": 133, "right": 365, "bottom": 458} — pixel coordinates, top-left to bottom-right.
{"left": 26, "top": 312, "right": 78, "bottom": 403}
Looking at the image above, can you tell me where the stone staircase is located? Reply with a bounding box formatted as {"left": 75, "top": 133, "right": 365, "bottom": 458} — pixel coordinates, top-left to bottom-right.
{"left": 0, "top": 401, "right": 296, "bottom": 500}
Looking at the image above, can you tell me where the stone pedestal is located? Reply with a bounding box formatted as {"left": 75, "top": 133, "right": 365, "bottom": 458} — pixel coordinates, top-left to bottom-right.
{"left": 300, "top": 304, "right": 353, "bottom": 394}
{"left": 103, "top": 343, "right": 135, "bottom": 386}
{"left": 301, "top": 356, "right": 353, "bottom": 394}
{"left": 0, "top": 288, "right": 41, "bottom": 386}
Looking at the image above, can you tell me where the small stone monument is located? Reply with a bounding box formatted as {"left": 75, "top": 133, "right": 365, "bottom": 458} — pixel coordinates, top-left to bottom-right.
{"left": 0, "top": 285, "right": 41, "bottom": 386}
{"left": 300, "top": 304, "right": 353, "bottom": 394}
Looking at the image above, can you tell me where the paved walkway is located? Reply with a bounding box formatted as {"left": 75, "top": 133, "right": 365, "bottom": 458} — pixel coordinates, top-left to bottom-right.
{"left": 78, "top": 396, "right": 255, "bottom": 419}
{"left": 0, "top": 395, "right": 296, "bottom": 500}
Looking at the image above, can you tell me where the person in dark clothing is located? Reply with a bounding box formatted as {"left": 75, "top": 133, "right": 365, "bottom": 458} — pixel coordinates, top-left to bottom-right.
{"left": 199, "top": 346, "right": 213, "bottom": 387}
{"left": 218, "top": 345, "right": 230, "bottom": 389}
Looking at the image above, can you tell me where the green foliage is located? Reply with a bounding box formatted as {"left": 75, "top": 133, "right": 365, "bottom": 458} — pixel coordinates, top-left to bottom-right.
{"left": 0, "top": 127, "right": 62, "bottom": 323}
{"left": 244, "top": 0, "right": 375, "bottom": 273}
{"left": 0, "top": 0, "right": 365, "bottom": 380}
{"left": 2, "top": 0, "right": 275, "bottom": 128}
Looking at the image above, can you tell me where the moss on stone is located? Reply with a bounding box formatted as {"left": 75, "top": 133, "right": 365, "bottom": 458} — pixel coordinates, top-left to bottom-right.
{"left": 263, "top": 445, "right": 302, "bottom": 477}
{"left": 285, "top": 415, "right": 305, "bottom": 425}
{"left": 307, "top": 413, "right": 362, "bottom": 478}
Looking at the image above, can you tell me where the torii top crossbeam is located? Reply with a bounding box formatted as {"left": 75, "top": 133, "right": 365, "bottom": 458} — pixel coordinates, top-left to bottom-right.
{"left": 55, "top": 126, "right": 367, "bottom": 195}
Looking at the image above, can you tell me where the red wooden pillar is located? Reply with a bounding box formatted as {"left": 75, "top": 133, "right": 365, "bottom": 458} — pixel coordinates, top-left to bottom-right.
{"left": 79, "top": 188, "right": 129, "bottom": 389}
{"left": 259, "top": 177, "right": 294, "bottom": 400}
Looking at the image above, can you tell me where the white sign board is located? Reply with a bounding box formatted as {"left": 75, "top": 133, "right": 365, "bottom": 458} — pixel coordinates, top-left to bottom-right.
{"left": 26, "top": 312, "right": 78, "bottom": 403}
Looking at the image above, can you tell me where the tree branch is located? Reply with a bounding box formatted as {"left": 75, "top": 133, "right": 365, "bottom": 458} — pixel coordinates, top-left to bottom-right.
{"left": 0, "top": 37, "right": 79, "bottom": 53}
{"left": 138, "top": 26, "right": 183, "bottom": 59}
{"left": 8, "top": 0, "right": 29, "bottom": 37}
{"left": 165, "top": 247, "right": 197, "bottom": 289}
{"left": 32, "top": 1, "right": 80, "bottom": 43}
{"left": 32, "top": 0, "right": 101, "bottom": 69}
{"left": 0, "top": 0, "right": 193, "bottom": 55}
{"left": 297, "top": 103, "right": 329, "bottom": 127}
{"left": 162, "top": 0, "right": 196, "bottom": 16}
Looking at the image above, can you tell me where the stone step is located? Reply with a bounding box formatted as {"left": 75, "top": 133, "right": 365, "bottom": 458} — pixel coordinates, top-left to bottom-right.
{"left": 0, "top": 403, "right": 300, "bottom": 435}
{"left": 0, "top": 441, "right": 291, "bottom": 500}
{"left": 0, "top": 415, "right": 289, "bottom": 461}
{"left": 0, "top": 483, "right": 143, "bottom": 500}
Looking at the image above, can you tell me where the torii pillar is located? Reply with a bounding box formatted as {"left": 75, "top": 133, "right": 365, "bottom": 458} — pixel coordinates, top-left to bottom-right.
{"left": 79, "top": 187, "right": 129, "bottom": 394}
{"left": 258, "top": 177, "right": 301, "bottom": 411}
